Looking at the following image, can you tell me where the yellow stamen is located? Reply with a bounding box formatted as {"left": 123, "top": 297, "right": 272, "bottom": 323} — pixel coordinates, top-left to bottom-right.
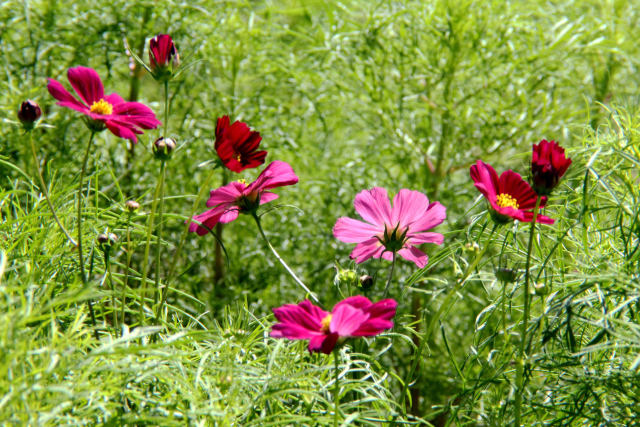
{"left": 89, "top": 99, "right": 113, "bottom": 115}
{"left": 236, "top": 153, "right": 242, "bottom": 162}
{"left": 321, "top": 314, "right": 332, "bottom": 333}
{"left": 237, "top": 179, "right": 247, "bottom": 185}
{"left": 496, "top": 193, "right": 519, "bottom": 209}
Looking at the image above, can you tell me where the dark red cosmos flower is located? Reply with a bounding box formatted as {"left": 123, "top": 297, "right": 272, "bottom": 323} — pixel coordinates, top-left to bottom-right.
{"left": 18, "top": 100, "right": 42, "bottom": 128}
{"left": 215, "top": 116, "right": 267, "bottom": 173}
{"left": 271, "top": 296, "right": 397, "bottom": 354}
{"left": 149, "top": 34, "right": 179, "bottom": 80}
{"left": 470, "top": 160, "right": 554, "bottom": 224}
{"left": 47, "top": 66, "right": 160, "bottom": 142}
{"left": 188, "top": 161, "right": 297, "bottom": 236}
{"left": 531, "top": 139, "right": 572, "bottom": 195}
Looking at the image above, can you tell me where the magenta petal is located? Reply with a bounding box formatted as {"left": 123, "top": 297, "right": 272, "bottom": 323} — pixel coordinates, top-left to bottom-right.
{"left": 188, "top": 207, "right": 224, "bottom": 235}
{"left": 353, "top": 187, "right": 392, "bottom": 226}
{"left": 273, "top": 300, "right": 327, "bottom": 333}
{"left": 67, "top": 66, "right": 104, "bottom": 105}
{"left": 334, "top": 296, "right": 373, "bottom": 311}
{"left": 351, "top": 318, "right": 394, "bottom": 336}
{"left": 350, "top": 238, "right": 383, "bottom": 264}
{"left": 47, "top": 79, "right": 88, "bottom": 111}
{"left": 112, "top": 101, "right": 162, "bottom": 130}
{"left": 408, "top": 231, "right": 444, "bottom": 245}
{"left": 105, "top": 120, "right": 138, "bottom": 142}
{"left": 410, "top": 201, "right": 447, "bottom": 232}
{"left": 330, "top": 304, "right": 369, "bottom": 337}
{"left": 249, "top": 161, "right": 299, "bottom": 192}
{"left": 271, "top": 324, "right": 321, "bottom": 340}
{"left": 308, "top": 333, "right": 339, "bottom": 354}
{"left": 104, "top": 93, "right": 126, "bottom": 106}
{"left": 207, "top": 182, "right": 244, "bottom": 207}
{"left": 470, "top": 160, "right": 499, "bottom": 200}
{"left": 397, "top": 246, "right": 429, "bottom": 268}
{"left": 333, "top": 217, "right": 381, "bottom": 243}
{"left": 218, "top": 207, "right": 240, "bottom": 224}
{"left": 259, "top": 192, "right": 279, "bottom": 205}
{"left": 365, "top": 299, "right": 398, "bottom": 321}
{"left": 391, "top": 189, "right": 429, "bottom": 228}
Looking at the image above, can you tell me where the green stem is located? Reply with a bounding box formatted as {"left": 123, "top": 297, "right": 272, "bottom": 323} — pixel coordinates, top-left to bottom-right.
{"left": 514, "top": 196, "right": 541, "bottom": 426}
{"left": 105, "top": 250, "right": 117, "bottom": 336}
{"left": 153, "top": 160, "right": 166, "bottom": 309}
{"left": 28, "top": 131, "right": 77, "bottom": 246}
{"left": 252, "top": 212, "right": 319, "bottom": 304}
{"left": 401, "top": 223, "right": 498, "bottom": 413}
{"left": 334, "top": 350, "right": 340, "bottom": 427}
{"left": 163, "top": 80, "right": 169, "bottom": 135}
{"left": 139, "top": 173, "right": 163, "bottom": 325}
{"left": 383, "top": 252, "right": 397, "bottom": 298}
{"left": 122, "top": 213, "right": 132, "bottom": 327}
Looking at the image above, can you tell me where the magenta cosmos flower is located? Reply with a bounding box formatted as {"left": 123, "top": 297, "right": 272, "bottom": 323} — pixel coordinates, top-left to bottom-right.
{"left": 47, "top": 66, "right": 160, "bottom": 142}
{"left": 188, "top": 160, "right": 298, "bottom": 236}
{"left": 271, "top": 296, "right": 397, "bottom": 354}
{"left": 215, "top": 115, "right": 267, "bottom": 173}
{"left": 531, "top": 139, "right": 572, "bottom": 196}
{"left": 470, "top": 160, "right": 554, "bottom": 224}
{"left": 149, "top": 34, "right": 179, "bottom": 81}
{"left": 333, "top": 187, "right": 446, "bottom": 268}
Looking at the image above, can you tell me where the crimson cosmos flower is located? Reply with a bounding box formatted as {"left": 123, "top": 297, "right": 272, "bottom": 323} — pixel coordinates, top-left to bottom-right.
{"left": 149, "top": 34, "right": 179, "bottom": 80}
{"left": 333, "top": 187, "right": 446, "bottom": 268}
{"left": 188, "top": 160, "right": 298, "bottom": 236}
{"left": 470, "top": 160, "right": 554, "bottom": 224}
{"left": 271, "top": 296, "right": 397, "bottom": 354}
{"left": 47, "top": 66, "right": 160, "bottom": 142}
{"left": 215, "top": 116, "right": 267, "bottom": 173}
{"left": 531, "top": 139, "right": 572, "bottom": 196}
{"left": 18, "top": 100, "right": 42, "bottom": 127}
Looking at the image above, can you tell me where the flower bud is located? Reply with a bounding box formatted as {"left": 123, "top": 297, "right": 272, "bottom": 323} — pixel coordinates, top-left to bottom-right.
{"left": 532, "top": 282, "right": 549, "bottom": 296}
{"left": 152, "top": 136, "right": 176, "bottom": 160}
{"left": 531, "top": 139, "right": 572, "bottom": 196}
{"left": 359, "top": 275, "right": 374, "bottom": 290}
{"left": 125, "top": 200, "right": 140, "bottom": 212}
{"left": 18, "top": 100, "right": 42, "bottom": 129}
{"left": 97, "top": 232, "right": 118, "bottom": 252}
{"left": 495, "top": 267, "right": 519, "bottom": 284}
{"left": 149, "top": 34, "right": 179, "bottom": 82}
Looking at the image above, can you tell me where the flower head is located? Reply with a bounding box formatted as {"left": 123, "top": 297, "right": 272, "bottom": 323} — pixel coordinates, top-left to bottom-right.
{"left": 531, "top": 139, "right": 572, "bottom": 195}
{"left": 215, "top": 116, "right": 267, "bottom": 173}
{"left": 271, "top": 296, "right": 397, "bottom": 354}
{"left": 470, "top": 160, "right": 554, "bottom": 224}
{"left": 18, "top": 100, "right": 42, "bottom": 129}
{"left": 333, "top": 187, "right": 446, "bottom": 268}
{"left": 149, "top": 34, "right": 179, "bottom": 81}
{"left": 47, "top": 66, "right": 160, "bottom": 142}
{"left": 188, "top": 161, "right": 298, "bottom": 235}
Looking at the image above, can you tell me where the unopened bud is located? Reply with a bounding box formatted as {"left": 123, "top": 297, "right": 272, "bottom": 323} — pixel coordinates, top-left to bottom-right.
{"left": 495, "top": 267, "right": 519, "bottom": 284}
{"left": 152, "top": 137, "right": 176, "bottom": 160}
{"left": 97, "top": 232, "right": 118, "bottom": 251}
{"left": 125, "top": 200, "right": 140, "bottom": 212}
{"left": 18, "top": 100, "right": 42, "bottom": 129}
{"left": 359, "top": 275, "right": 374, "bottom": 290}
{"left": 464, "top": 242, "right": 480, "bottom": 252}
{"left": 532, "top": 282, "right": 549, "bottom": 296}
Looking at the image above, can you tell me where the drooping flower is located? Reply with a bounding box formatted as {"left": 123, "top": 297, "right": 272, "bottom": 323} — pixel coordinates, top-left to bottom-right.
{"left": 148, "top": 34, "right": 179, "bottom": 81}
{"left": 531, "top": 139, "right": 572, "bottom": 196}
{"left": 188, "top": 160, "right": 298, "bottom": 235}
{"left": 47, "top": 66, "right": 160, "bottom": 142}
{"left": 470, "top": 160, "right": 554, "bottom": 224}
{"left": 271, "top": 296, "right": 397, "bottom": 354}
{"left": 18, "top": 100, "right": 42, "bottom": 128}
{"left": 333, "top": 187, "right": 446, "bottom": 268}
{"left": 215, "top": 115, "right": 267, "bottom": 173}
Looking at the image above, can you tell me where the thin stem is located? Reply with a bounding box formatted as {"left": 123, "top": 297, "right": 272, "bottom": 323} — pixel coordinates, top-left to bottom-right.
{"left": 401, "top": 223, "right": 498, "bottom": 413}
{"left": 28, "top": 131, "right": 77, "bottom": 246}
{"left": 153, "top": 160, "right": 166, "bottom": 309}
{"left": 139, "top": 172, "right": 163, "bottom": 325}
{"left": 383, "top": 252, "right": 397, "bottom": 298}
{"left": 77, "top": 131, "right": 95, "bottom": 284}
{"left": 122, "top": 213, "right": 132, "bottom": 327}
{"left": 252, "top": 212, "right": 319, "bottom": 304}
{"left": 501, "top": 279, "right": 509, "bottom": 346}
{"left": 514, "top": 196, "right": 542, "bottom": 426}
{"left": 105, "top": 250, "right": 117, "bottom": 336}
{"left": 334, "top": 350, "right": 340, "bottom": 427}
{"left": 163, "top": 80, "right": 169, "bottom": 135}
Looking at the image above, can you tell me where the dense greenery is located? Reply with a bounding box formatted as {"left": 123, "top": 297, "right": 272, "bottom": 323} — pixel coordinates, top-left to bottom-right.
{"left": 1, "top": 0, "right": 639, "bottom": 424}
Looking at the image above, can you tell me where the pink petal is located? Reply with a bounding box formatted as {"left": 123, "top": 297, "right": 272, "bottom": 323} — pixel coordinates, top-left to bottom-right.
{"left": 333, "top": 217, "right": 381, "bottom": 243}
{"left": 364, "top": 299, "right": 398, "bottom": 321}
{"left": 308, "top": 333, "right": 339, "bottom": 354}
{"left": 105, "top": 120, "right": 138, "bottom": 142}
{"left": 47, "top": 78, "right": 88, "bottom": 112}
{"left": 351, "top": 318, "right": 394, "bottom": 336}
{"left": 188, "top": 207, "right": 224, "bottom": 235}
{"left": 112, "top": 101, "right": 161, "bottom": 130}
{"left": 272, "top": 300, "right": 327, "bottom": 333}
{"left": 408, "top": 201, "right": 447, "bottom": 232}
{"left": 397, "top": 246, "right": 429, "bottom": 268}
{"left": 206, "top": 182, "right": 244, "bottom": 207}
{"left": 67, "top": 66, "right": 104, "bottom": 105}
{"left": 333, "top": 296, "right": 373, "bottom": 311}
{"left": 407, "top": 231, "right": 444, "bottom": 245}
{"left": 248, "top": 161, "right": 298, "bottom": 193}
{"left": 354, "top": 187, "right": 392, "bottom": 227}
{"left": 470, "top": 160, "right": 499, "bottom": 200}
{"left": 330, "top": 303, "right": 369, "bottom": 337}
{"left": 259, "top": 192, "right": 279, "bottom": 205}
{"left": 391, "top": 189, "right": 429, "bottom": 228}
{"left": 104, "top": 93, "right": 126, "bottom": 106}
{"left": 349, "top": 238, "right": 384, "bottom": 264}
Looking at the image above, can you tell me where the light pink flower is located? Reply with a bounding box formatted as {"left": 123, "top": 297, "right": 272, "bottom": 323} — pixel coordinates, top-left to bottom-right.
{"left": 188, "top": 160, "right": 298, "bottom": 236}
{"left": 333, "top": 187, "right": 446, "bottom": 268}
{"left": 271, "top": 296, "right": 397, "bottom": 354}
{"left": 47, "top": 66, "right": 160, "bottom": 142}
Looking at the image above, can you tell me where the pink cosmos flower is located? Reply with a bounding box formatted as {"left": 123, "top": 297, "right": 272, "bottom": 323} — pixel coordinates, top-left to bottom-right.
{"left": 470, "top": 160, "right": 554, "bottom": 224}
{"left": 47, "top": 66, "right": 161, "bottom": 142}
{"left": 148, "top": 34, "right": 179, "bottom": 81}
{"left": 271, "top": 296, "right": 397, "bottom": 354}
{"left": 188, "top": 161, "right": 298, "bottom": 236}
{"left": 333, "top": 187, "right": 446, "bottom": 268}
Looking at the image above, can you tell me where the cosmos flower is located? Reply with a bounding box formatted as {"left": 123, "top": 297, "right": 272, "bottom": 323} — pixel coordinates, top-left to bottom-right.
{"left": 47, "top": 66, "right": 160, "bottom": 142}
{"left": 531, "top": 139, "right": 572, "bottom": 196}
{"left": 271, "top": 296, "right": 397, "bottom": 354}
{"left": 18, "top": 100, "right": 42, "bottom": 128}
{"left": 333, "top": 187, "right": 446, "bottom": 268}
{"left": 188, "top": 160, "right": 298, "bottom": 236}
{"left": 215, "top": 115, "right": 267, "bottom": 173}
{"left": 149, "top": 34, "right": 179, "bottom": 81}
{"left": 470, "top": 160, "right": 554, "bottom": 224}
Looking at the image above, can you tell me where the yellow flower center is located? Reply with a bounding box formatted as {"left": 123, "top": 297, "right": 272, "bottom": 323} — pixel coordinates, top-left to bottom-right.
{"left": 321, "top": 314, "right": 332, "bottom": 333}
{"left": 496, "top": 193, "right": 519, "bottom": 209}
{"left": 237, "top": 179, "right": 247, "bottom": 185}
{"left": 89, "top": 99, "right": 113, "bottom": 115}
{"left": 236, "top": 153, "right": 242, "bottom": 162}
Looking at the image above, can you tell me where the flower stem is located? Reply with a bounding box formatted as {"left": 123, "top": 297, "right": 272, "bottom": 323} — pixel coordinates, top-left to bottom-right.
{"left": 122, "top": 213, "right": 132, "bottom": 326}
{"left": 163, "top": 80, "right": 169, "bottom": 135}
{"left": 334, "top": 350, "right": 340, "bottom": 427}
{"left": 28, "top": 131, "right": 77, "bottom": 247}
{"left": 383, "top": 252, "right": 397, "bottom": 298}
{"left": 153, "top": 160, "right": 166, "bottom": 309}
{"left": 104, "top": 249, "right": 117, "bottom": 336}
{"left": 139, "top": 170, "right": 163, "bottom": 325}
{"left": 514, "top": 196, "right": 542, "bottom": 425}
{"left": 252, "top": 212, "right": 319, "bottom": 304}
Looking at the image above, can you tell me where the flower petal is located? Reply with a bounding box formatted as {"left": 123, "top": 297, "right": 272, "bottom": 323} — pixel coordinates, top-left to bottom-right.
{"left": 397, "top": 246, "right": 429, "bottom": 268}
{"left": 67, "top": 66, "right": 104, "bottom": 105}
{"left": 330, "top": 303, "right": 369, "bottom": 337}
{"left": 105, "top": 120, "right": 138, "bottom": 142}
{"left": 207, "top": 182, "right": 244, "bottom": 207}
{"left": 391, "top": 189, "right": 429, "bottom": 228}
{"left": 187, "top": 206, "right": 225, "bottom": 235}
{"left": 354, "top": 187, "right": 392, "bottom": 227}
{"left": 333, "top": 217, "right": 382, "bottom": 243}
{"left": 407, "top": 231, "right": 444, "bottom": 245}
{"left": 47, "top": 78, "right": 89, "bottom": 113}
{"left": 349, "top": 238, "right": 383, "bottom": 264}
{"left": 248, "top": 161, "right": 299, "bottom": 192}
{"left": 470, "top": 160, "right": 499, "bottom": 200}
{"left": 409, "top": 201, "right": 447, "bottom": 233}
